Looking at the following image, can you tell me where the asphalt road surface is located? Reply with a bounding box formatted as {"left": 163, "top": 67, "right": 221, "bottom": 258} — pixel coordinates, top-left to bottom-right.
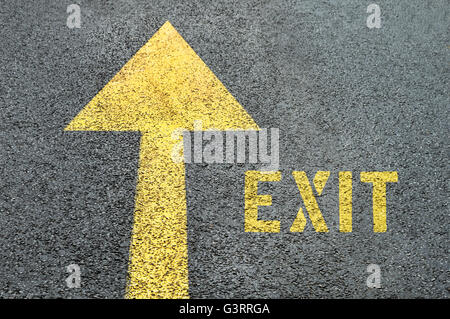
{"left": 0, "top": 0, "right": 448, "bottom": 298}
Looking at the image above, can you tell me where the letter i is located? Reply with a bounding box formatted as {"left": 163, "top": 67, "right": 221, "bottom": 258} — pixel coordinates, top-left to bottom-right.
{"left": 339, "top": 171, "right": 352, "bottom": 232}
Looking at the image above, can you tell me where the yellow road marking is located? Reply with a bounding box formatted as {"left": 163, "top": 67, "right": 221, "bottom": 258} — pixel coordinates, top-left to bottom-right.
{"left": 291, "top": 171, "right": 329, "bottom": 232}
{"left": 339, "top": 171, "right": 352, "bottom": 232}
{"left": 244, "top": 171, "right": 281, "bottom": 233}
{"left": 360, "top": 172, "right": 398, "bottom": 232}
{"left": 65, "top": 21, "right": 259, "bottom": 298}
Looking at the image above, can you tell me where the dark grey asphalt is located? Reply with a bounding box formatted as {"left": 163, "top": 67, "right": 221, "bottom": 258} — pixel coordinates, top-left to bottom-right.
{"left": 0, "top": 0, "right": 448, "bottom": 298}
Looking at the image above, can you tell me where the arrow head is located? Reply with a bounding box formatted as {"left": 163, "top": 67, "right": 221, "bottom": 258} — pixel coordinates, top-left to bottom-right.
{"left": 66, "top": 21, "right": 259, "bottom": 133}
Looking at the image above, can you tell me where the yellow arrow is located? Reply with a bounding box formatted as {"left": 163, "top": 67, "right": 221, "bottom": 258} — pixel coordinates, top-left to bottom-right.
{"left": 65, "top": 21, "right": 259, "bottom": 299}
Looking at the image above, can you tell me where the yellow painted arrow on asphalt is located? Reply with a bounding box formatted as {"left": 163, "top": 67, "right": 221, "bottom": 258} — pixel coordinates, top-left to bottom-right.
{"left": 65, "top": 21, "right": 259, "bottom": 298}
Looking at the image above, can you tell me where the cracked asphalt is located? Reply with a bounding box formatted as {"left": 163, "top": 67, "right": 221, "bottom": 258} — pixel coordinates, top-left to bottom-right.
{"left": 0, "top": 0, "right": 448, "bottom": 298}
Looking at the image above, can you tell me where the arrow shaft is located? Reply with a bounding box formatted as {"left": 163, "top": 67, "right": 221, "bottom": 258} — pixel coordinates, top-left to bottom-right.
{"left": 126, "top": 130, "right": 189, "bottom": 299}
